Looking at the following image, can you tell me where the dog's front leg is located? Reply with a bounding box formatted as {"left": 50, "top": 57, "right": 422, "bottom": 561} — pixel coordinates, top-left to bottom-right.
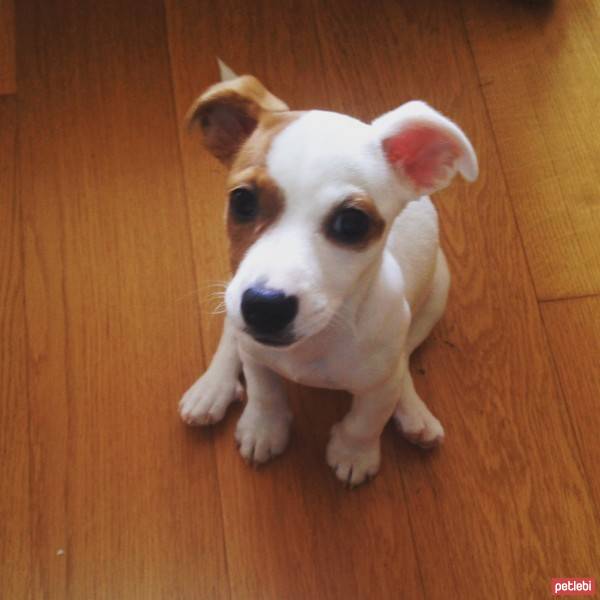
{"left": 327, "top": 362, "right": 406, "bottom": 487}
{"left": 235, "top": 354, "right": 292, "bottom": 465}
{"left": 179, "top": 318, "right": 242, "bottom": 425}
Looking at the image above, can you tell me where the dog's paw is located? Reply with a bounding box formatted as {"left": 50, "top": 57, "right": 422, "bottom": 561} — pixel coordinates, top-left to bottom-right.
{"left": 179, "top": 372, "right": 243, "bottom": 426}
{"left": 326, "top": 424, "right": 381, "bottom": 487}
{"left": 393, "top": 403, "right": 444, "bottom": 448}
{"left": 235, "top": 406, "right": 292, "bottom": 465}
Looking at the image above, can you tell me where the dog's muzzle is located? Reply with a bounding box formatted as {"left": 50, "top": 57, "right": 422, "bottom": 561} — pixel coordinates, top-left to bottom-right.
{"left": 241, "top": 285, "right": 298, "bottom": 346}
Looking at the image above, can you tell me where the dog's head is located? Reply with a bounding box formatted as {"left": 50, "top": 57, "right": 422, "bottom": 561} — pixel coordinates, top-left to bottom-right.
{"left": 188, "top": 71, "right": 477, "bottom": 348}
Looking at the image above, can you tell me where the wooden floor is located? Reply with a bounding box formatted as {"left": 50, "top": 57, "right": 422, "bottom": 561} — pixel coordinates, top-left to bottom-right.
{"left": 1, "top": 1, "right": 599, "bottom": 598}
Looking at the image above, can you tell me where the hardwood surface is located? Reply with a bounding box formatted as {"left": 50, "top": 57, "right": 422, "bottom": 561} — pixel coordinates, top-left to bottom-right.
{"left": 463, "top": 0, "right": 600, "bottom": 300}
{"left": 1, "top": 1, "right": 599, "bottom": 598}
{"left": 15, "top": 2, "right": 226, "bottom": 597}
{"left": 0, "top": 0, "right": 16, "bottom": 94}
{"left": 0, "top": 97, "right": 30, "bottom": 600}
{"left": 541, "top": 297, "right": 600, "bottom": 511}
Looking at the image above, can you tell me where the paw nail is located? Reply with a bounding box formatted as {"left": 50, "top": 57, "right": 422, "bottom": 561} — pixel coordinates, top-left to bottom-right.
{"left": 347, "top": 466, "right": 354, "bottom": 485}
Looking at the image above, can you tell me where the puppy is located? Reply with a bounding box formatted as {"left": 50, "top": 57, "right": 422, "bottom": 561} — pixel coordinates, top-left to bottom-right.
{"left": 180, "top": 62, "right": 477, "bottom": 486}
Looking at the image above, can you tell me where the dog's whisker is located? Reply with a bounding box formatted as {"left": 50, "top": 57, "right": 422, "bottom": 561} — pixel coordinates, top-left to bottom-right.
{"left": 208, "top": 301, "right": 227, "bottom": 315}
{"left": 204, "top": 282, "right": 229, "bottom": 291}
{"left": 175, "top": 281, "right": 229, "bottom": 304}
{"left": 295, "top": 313, "right": 334, "bottom": 339}
{"left": 198, "top": 289, "right": 226, "bottom": 304}
{"left": 207, "top": 290, "right": 227, "bottom": 300}
{"left": 295, "top": 305, "right": 357, "bottom": 340}
{"left": 329, "top": 308, "right": 356, "bottom": 334}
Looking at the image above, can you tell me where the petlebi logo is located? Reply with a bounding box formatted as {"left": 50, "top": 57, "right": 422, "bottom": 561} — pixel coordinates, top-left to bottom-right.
{"left": 551, "top": 578, "right": 595, "bottom": 596}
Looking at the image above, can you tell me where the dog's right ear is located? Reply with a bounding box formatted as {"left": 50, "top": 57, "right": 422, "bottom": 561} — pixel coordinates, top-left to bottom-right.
{"left": 186, "top": 75, "right": 289, "bottom": 165}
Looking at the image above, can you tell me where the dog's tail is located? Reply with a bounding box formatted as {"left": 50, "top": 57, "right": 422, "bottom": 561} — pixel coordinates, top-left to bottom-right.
{"left": 217, "top": 58, "right": 238, "bottom": 82}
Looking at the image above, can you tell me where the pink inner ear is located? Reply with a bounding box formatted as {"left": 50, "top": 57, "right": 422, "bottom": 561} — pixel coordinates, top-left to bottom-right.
{"left": 383, "top": 125, "right": 461, "bottom": 190}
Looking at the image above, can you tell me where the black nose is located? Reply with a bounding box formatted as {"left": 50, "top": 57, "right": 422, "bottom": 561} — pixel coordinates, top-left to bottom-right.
{"left": 241, "top": 286, "right": 298, "bottom": 335}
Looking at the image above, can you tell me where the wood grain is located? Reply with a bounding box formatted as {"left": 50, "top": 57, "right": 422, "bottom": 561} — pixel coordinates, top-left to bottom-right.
{"left": 541, "top": 297, "right": 600, "bottom": 510}
{"left": 0, "top": 0, "right": 16, "bottom": 94}
{"left": 3, "top": 0, "right": 599, "bottom": 597}
{"left": 0, "top": 97, "right": 31, "bottom": 599}
{"left": 16, "top": 1, "right": 227, "bottom": 597}
{"left": 462, "top": 0, "right": 600, "bottom": 300}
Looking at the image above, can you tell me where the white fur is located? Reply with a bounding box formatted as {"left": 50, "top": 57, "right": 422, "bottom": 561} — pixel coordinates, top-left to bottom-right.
{"left": 181, "top": 100, "right": 476, "bottom": 486}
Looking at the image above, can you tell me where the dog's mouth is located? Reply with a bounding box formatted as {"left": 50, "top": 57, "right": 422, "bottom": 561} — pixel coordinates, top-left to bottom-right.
{"left": 244, "top": 328, "right": 297, "bottom": 348}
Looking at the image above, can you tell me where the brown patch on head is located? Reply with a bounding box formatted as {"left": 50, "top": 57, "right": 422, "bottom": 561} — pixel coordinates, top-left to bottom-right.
{"left": 226, "top": 168, "right": 285, "bottom": 271}
{"left": 187, "top": 75, "right": 289, "bottom": 165}
{"left": 224, "top": 111, "right": 302, "bottom": 271}
{"left": 187, "top": 74, "right": 302, "bottom": 271}
{"left": 323, "top": 194, "right": 386, "bottom": 251}
{"left": 231, "top": 111, "right": 301, "bottom": 173}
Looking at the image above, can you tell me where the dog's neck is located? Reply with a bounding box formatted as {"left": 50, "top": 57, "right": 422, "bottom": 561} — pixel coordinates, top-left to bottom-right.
{"left": 343, "top": 251, "right": 387, "bottom": 327}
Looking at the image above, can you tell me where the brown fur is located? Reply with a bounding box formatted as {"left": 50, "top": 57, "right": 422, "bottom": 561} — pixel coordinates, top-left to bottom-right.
{"left": 226, "top": 167, "right": 286, "bottom": 271}
{"left": 187, "top": 75, "right": 303, "bottom": 271}
{"left": 322, "top": 195, "right": 386, "bottom": 250}
{"left": 187, "top": 75, "right": 290, "bottom": 165}
{"left": 225, "top": 112, "right": 302, "bottom": 271}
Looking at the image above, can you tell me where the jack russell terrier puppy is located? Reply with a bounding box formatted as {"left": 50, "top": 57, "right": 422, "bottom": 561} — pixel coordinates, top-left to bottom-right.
{"left": 180, "top": 61, "right": 477, "bottom": 486}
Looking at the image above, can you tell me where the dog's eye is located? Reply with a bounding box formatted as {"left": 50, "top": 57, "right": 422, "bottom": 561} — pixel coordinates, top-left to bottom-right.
{"left": 229, "top": 187, "right": 259, "bottom": 222}
{"left": 328, "top": 207, "right": 371, "bottom": 245}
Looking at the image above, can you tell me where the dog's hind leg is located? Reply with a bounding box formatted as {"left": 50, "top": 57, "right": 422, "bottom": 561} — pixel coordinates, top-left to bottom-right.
{"left": 392, "top": 353, "right": 445, "bottom": 448}
{"left": 393, "top": 249, "right": 449, "bottom": 447}
{"left": 327, "top": 362, "right": 405, "bottom": 487}
{"left": 406, "top": 248, "right": 450, "bottom": 355}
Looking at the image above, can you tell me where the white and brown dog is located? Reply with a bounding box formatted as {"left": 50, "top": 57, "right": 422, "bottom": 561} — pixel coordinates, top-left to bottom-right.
{"left": 180, "top": 62, "right": 477, "bottom": 486}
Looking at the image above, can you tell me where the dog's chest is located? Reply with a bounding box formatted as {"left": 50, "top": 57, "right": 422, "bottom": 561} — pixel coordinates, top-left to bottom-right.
{"left": 240, "top": 317, "right": 406, "bottom": 392}
{"left": 270, "top": 341, "right": 363, "bottom": 389}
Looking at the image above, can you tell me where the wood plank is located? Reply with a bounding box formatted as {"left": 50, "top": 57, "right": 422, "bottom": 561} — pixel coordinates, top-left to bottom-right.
{"left": 541, "top": 296, "right": 600, "bottom": 509}
{"left": 313, "top": 1, "right": 600, "bottom": 597}
{"left": 16, "top": 1, "right": 228, "bottom": 597}
{"left": 0, "top": 0, "right": 16, "bottom": 94}
{"left": 0, "top": 97, "right": 31, "bottom": 598}
{"left": 164, "top": 1, "right": 425, "bottom": 598}
{"left": 7, "top": 0, "right": 598, "bottom": 596}
{"left": 462, "top": 0, "right": 600, "bottom": 300}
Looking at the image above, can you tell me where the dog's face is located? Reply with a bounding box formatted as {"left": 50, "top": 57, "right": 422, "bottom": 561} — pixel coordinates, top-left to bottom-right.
{"left": 189, "top": 75, "right": 477, "bottom": 347}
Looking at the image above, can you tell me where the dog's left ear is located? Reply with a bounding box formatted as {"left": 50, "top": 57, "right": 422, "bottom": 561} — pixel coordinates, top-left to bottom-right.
{"left": 187, "top": 75, "right": 289, "bottom": 165}
{"left": 372, "top": 101, "right": 478, "bottom": 195}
